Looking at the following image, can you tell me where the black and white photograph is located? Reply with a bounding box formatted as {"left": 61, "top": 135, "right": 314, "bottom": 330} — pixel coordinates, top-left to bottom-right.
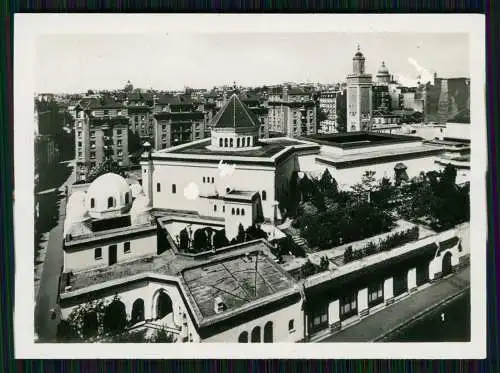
{"left": 14, "top": 14, "right": 486, "bottom": 359}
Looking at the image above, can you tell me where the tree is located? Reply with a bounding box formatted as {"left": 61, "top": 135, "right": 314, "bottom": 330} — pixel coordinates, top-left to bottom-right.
{"left": 103, "top": 297, "right": 127, "bottom": 335}
{"left": 298, "top": 175, "right": 315, "bottom": 202}
{"left": 351, "top": 170, "right": 377, "bottom": 203}
{"left": 213, "top": 229, "right": 230, "bottom": 249}
{"left": 56, "top": 319, "right": 79, "bottom": 342}
{"left": 246, "top": 224, "right": 268, "bottom": 241}
{"left": 371, "top": 177, "right": 395, "bottom": 210}
{"left": 179, "top": 228, "right": 190, "bottom": 252}
{"left": 192, "top": 228, "right": 208, "bottom": 252}
{"left": 236, "top": 223, "right": 246, "bottom": 243}
{"left": 319, "top": 256, "right": 330, "bottom": 270}
{"left": 288, "top": 171, "right": 300, "bottom": 216}
{"left": 318, "top": 169, "right": 338, "bottom": 198}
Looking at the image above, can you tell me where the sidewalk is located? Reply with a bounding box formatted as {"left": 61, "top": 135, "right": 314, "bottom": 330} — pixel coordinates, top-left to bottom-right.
{"left": 34, "top": 162, "right": 75, "bottom": 341}
{"left": 317, "top": 267, "right": 470, "bottom": 342}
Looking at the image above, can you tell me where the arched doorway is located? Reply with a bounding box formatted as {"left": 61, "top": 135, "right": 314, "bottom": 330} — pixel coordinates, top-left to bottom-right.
{"left": 442, "top": 251, "right": 453, "bottom": 277}
{"left": 155, "top": 290, "right": 173, "bottom": 321}
{"left": 251, "top": 326, "right": 261, "bottom": 343}
{"left": 263, "top": 321, "right": 273, "bottom": 343}
{"left": 238, "top": 331, "right": 248, "bottom": 343}
{"left": 131, "top": 298, "right": 145, "bottom": 324}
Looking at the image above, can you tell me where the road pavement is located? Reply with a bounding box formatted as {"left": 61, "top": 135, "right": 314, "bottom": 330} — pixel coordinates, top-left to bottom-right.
{"left": 34, "top": 161, "right": 75, "bottom": 341}
{"left": 317, "top": 267, "right": 470, "bottom": 342}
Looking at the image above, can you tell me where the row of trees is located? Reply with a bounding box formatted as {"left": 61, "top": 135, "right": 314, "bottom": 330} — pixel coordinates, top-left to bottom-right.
{"left": 177, "top": 224, "right": 269, "bottom": 253}
{"left": 290, "top": 170, "right": 396, "bottom": 251}
{"left": 287, "top": 163, "right": 469, "bottom": 253}
{"left": 343, "top": 226, "right": 420, "bottom": 263}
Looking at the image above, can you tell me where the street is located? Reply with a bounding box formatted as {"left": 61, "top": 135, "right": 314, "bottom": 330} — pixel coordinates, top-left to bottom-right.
{"left": 317, "top": 266, "right": 470, "bottom": 342}
{"left": 34, "top": 160, "right": 75, "bottom": 341}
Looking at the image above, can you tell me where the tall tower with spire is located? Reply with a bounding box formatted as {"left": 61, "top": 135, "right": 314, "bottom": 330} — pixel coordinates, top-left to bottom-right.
{"left": 346, "top": 45, "right": 373, "bottom": 132}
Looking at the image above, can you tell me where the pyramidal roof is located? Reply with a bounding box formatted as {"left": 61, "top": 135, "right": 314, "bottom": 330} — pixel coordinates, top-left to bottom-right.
{"left": 211, "top": 93, "right": 260, "bottom": 130}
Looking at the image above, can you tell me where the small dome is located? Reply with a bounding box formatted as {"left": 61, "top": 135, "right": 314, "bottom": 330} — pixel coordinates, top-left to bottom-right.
{"left": 130, "top": 183, "right": 143, "bottom": 198}
{"left": 86, "top": 172, "right": 131, "bottom": 218}
{"left": 378, "top": 61, "right": 390, "bottom": 74}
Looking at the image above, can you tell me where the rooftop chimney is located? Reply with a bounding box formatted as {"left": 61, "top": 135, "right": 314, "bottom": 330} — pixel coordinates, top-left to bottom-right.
{"left": 214, "top": 296, "right": 226, "bottom": 314}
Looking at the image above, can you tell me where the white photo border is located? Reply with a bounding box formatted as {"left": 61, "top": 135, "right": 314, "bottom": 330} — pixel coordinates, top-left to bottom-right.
{"left": 14, "top": 13, "right": 486, "bottom": 359}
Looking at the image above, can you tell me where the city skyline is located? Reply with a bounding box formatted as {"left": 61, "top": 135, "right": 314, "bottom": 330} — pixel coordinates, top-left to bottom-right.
{"left": 36, "top": 32, "right": 469, "bottom": 94}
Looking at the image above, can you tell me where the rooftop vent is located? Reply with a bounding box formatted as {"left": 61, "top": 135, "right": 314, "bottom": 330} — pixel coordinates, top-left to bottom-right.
{"left": 214, "top": 296, "right": 226, "bottom": 314}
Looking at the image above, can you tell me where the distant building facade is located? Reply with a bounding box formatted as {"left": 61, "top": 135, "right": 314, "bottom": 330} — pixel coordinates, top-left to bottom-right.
{"left": 267, "top": 86, "right": 317, "bottom": 137}
{"left": 318, "top": 91, "right": 340, "bottom": 134}
{"left": 74, "top": 98, "right": 130, "bottom": 179}
{"left": 346, "top": 46, "right": 373, "bottom": 132}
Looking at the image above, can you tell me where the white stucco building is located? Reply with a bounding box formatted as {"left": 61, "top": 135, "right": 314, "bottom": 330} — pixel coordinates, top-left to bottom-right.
{"left": 57, "top": 92, "right": 468, "bottom": 343}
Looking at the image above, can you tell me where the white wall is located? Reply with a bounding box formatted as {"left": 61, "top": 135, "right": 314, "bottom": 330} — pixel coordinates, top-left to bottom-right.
{"left": 444, "top": 123, "right": 470, "bottom": 141}
{"left": 64, "top": 234, "right": 157, "bottom": 273}
{"left": 60, "top": 278, "right": 200, "bottom": 342}
{"left": 150, "top": 160, "right": 278, "bottom": 220}
{"left": 202, "top": 298, "right": 304, "bottom": 343}
{"left": 330, "top": 155, "right": 440, "bottom": 190}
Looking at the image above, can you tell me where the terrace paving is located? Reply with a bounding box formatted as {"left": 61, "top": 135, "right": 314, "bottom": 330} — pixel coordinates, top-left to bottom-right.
{"left": 62, "top": 239, "right": 280, "bottom": 295}
{"left": 181, "top": 250, "right": 296, "bottom": 318}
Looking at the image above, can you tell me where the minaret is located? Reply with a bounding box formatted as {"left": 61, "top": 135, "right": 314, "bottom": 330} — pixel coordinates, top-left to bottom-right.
{"left": 346, "top": 45, "right": 373, "bottom": 132}
{"left": 140, "top": 141, "right": 154, "bottom": 207}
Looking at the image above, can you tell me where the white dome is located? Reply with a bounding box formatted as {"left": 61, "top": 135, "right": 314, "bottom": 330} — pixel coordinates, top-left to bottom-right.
{"left": 130, "top": 183, "right": 143, "bottom": 198}
{"left": 85, "top": 173, "right": 132, "bottom": 219}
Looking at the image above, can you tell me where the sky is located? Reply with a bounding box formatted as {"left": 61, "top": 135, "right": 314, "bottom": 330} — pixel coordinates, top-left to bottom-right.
{"left": 36, "top": 32, "right": 469, "bottom": 93}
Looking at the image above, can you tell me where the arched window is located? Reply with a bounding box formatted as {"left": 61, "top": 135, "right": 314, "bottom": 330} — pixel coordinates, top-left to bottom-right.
{"left": 131, "top": 298, "right": 145, "bottom": 324}
{"left": 237, "top": 138, "right": 240, "bottom": 147}
{"left": 203, "top": 177, "right": 206, "bottom": 183}
{"left": 236, "top": 208, "right": 240, "bottom": 215}
{"left": 125, "top": 192, "right": 129, "bottom": 204}
{"left": 107, "top": 196, "right": 115, "bottom": 208}
{"left": 219, "top": 138, "right": 223, "bottom": 147}
{"left": 251, "top": 326, "right": 261, "bottom": 343}
{"left": 231, "top": 208, "right": 235, "bottom": 215}
{"left": 214, "top": 205, "right": 217, "bottom": 212}
{"left": 211, "top": 177, "right": 214, "bottom": 183}
{"left": 264, "top": 321, "right": 273, "bottom": 343}
{"left": 230, "top": 138, "right": 234, "bottom": 147}
{"left": 241, "top": 209, "right": 245, "bottom": 216}
{"left": 238, "top": 331, "right": 249, "bottom": 343}
{"left": 262, "top": 190, "right": 267, "bottom": 201}
{"left": 90, "top": 198, "right": 95, "bottom": 208}
{"left": 224, "top": 138, "right": 228, "bottom": 147}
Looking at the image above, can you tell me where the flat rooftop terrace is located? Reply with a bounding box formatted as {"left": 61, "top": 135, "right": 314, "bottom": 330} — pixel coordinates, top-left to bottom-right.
{"left": 157, "top": 138, "right": 313, "bottom": 158}
{"left": 316, "top": 144, "right": 443, "bottom": 168}
{"left": 181, "top": 250, "right": 296, "bottom": 318}
{"left": 301, "top": 131, "right": 422, "bottom": 149}
{"left": 60, "top": 239, "right": 279, "bottom": 295}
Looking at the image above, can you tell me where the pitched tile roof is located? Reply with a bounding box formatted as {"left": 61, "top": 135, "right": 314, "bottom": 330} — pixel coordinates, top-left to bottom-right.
{"left": 211, "top": 94, "right": 260, "bottom": 130}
